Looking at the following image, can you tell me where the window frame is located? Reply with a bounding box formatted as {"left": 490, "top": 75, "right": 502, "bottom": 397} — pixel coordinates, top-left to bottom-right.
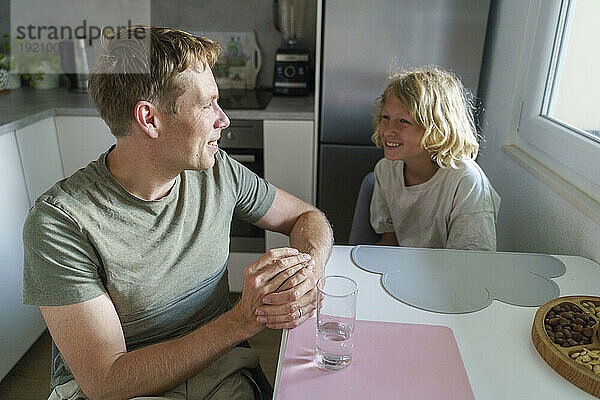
{"left": 511, "top": 0, "right": 600, "bottom": 205}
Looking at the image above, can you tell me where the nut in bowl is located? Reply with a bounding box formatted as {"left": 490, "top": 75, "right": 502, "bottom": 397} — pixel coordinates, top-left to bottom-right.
{"left": 544, "top": 302, "right": 596, "bottom": 347}
{"left": 532, "top": 296, "right": 600, "bottom": 398}
{"left": 581, "top": 301, "right": 600, "bottom": 340}
{"left": 570, "top": 349, "right": 600, "bottom": 376}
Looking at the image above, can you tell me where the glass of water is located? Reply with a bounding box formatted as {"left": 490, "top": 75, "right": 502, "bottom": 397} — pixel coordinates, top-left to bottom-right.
{"left": 315, "top": 275, "right": 358, "bottom": 371}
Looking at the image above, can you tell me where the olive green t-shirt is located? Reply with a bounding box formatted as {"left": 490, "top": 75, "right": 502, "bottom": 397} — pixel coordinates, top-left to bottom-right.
{"left": 22, "top": 147, "right": 275, "bottom": 389}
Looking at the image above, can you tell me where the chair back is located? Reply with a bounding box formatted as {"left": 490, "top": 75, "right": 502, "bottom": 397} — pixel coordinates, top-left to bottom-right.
{"left": 349, "top": 172, "right": 380, "bottom": 245}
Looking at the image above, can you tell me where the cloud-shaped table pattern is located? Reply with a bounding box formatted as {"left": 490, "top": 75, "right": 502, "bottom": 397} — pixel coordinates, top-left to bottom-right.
{"left": 350, "top": 246, "right": 566, "bottom": 314}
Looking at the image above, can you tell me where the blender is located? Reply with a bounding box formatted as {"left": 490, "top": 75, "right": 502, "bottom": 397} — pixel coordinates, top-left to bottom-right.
{"left": 273, "top": 0, "right": 310, "bottom": 96}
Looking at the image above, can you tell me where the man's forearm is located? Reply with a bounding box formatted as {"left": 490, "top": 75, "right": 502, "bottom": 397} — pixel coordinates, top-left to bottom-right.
{"left": 91, "top": 310, "right": 251, "bottom": 400}
{"left": 288, "top": 209, "right": 334, "bottom": 279}
{"left": 87, "top": 247, "right": 309, "bottom": 400}
{"left": 252, "top": 209, "right": 332, "bottom": 328}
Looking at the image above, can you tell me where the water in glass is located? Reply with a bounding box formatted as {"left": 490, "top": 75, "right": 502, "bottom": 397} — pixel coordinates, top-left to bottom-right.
{"left": 315, "top": 320, "right": 353, "bottom": 370}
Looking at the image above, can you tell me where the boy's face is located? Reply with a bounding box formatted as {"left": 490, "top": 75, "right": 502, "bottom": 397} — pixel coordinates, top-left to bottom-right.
{"left": 379, "top": 94, "right": 429, "bottom": 164}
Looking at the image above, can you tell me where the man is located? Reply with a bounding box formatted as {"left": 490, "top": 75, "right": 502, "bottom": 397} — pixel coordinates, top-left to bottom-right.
{"left": 23, "top": 26, "right": 333, "bottom": 399}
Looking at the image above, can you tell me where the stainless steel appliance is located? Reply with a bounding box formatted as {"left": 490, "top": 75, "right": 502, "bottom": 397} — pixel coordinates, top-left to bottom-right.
{"left": 218, "top": 119, "right": 265, "bottom": 253}
{"left": 273, "top": 0, "right": 310, "bottom": 95}
{"left": 58, "top": 39, "right": 89, "bottom": 92}
{"left": 318, "top": 0, "right": 491, "bottom": 243}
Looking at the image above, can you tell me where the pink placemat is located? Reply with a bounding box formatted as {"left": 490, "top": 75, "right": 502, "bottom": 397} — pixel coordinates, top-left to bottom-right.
{"left": 276, "top": 318, "right": 474, "bottom": 399}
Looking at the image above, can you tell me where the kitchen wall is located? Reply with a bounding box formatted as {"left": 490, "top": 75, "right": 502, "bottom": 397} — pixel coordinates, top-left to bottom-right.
{"left": 0, "top": 0, "right": 8, "bottom": 40}
{"left": 477, "top": 1, "right": 600, "bottom": 263}
{"left": 0, "top": 0, "right": 317, "bottom": 89}
{"left": 150, "top": 0, "right": 317, "bottom": 89}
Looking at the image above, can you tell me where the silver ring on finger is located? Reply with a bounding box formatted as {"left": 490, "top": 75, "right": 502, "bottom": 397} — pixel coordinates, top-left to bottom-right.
{"left": 298, "top": 308, "right": 302, "bottom": 318}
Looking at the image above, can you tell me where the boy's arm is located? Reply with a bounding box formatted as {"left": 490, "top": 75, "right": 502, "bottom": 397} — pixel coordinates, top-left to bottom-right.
{"left": 376, "top": 232, "right": 398, "bottom": 246}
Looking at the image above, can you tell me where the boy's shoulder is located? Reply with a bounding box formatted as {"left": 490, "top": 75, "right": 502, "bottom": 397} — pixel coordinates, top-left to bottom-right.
{"left": 444, "top": 159, "right": 497, "bottom": 198}
{"left": 430, "top": 159, "right": 490, "bottom": 194}
{"left": 446, "top": 158, "right": 486, "bottom": 180}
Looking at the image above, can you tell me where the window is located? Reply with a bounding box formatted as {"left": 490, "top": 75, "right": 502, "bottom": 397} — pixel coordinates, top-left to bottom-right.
{"left": 512, "top": 0, "right": 600, "bottom": 206}
{"left": 543, "top": 0, "right": 600, "bottom": 142}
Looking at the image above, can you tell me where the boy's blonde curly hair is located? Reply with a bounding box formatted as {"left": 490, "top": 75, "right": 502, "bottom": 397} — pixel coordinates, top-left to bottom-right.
{"left": 371, "top": 65, "right": 479, "bottom": 168}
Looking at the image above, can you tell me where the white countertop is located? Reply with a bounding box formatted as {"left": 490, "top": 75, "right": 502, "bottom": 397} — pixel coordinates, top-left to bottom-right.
{"left": 274, "top": 245, "right": 600, "bottom": 399}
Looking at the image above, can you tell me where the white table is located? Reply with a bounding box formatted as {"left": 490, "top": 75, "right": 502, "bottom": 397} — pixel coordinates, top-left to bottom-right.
{"left": 273, "top": 246, "right": 600, "bottom": 399}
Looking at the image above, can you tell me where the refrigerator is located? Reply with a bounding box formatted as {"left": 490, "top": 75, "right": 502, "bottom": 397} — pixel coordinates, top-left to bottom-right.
{"left": 317, "top": 0, "right": 491, "bottom": 244}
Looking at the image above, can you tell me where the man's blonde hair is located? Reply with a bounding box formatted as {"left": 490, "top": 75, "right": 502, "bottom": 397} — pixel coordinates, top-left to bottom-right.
{"left": 371, "top": 66, "right": 479, "bottom": 168}
{"left": 88, "top": 26, "right": 221, "bottom": 137}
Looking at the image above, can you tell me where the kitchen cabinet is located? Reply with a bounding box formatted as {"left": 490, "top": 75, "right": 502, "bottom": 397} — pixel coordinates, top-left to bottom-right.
{"left": 264, "top": 119, "right": 316, "bottom": 250}
{"left": 15, "top": 117, "right": 65, "bottom": 205}
{"left": 54, "top": 116, "right": 115, "bottom": 176}
{"left": 0, "top": 131, "right": 47, "bottom": 381}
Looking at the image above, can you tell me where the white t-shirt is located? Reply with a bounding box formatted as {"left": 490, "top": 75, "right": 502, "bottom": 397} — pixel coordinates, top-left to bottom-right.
{"left": 370, "top": 158, "right": 501, "bottom": 251}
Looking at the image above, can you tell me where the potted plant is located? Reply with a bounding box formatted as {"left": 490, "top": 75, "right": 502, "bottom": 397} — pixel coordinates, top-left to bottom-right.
{"left": 0, "top": 35, "right": 10, "bottom": 91}
{"left": 6, "top": 36, "right": 62, "bottom": 90}
{"left": 16, "top": 47, "right": 61, "bottom": 89}
{"left": 0, "top": 34, "right": 21, "bottom": 89}
{"left": 29, "top": 58, "right": 61, "bottom": 89}
{"left": 0, "top": 55, "right": 8, "bottom": 92}
{"left": 21, "top": 71, "right": 44, "bottom": 88}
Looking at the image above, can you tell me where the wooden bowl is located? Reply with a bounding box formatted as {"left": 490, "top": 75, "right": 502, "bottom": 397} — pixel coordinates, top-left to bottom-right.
{"left": 532, "top": 296, "right": 600, "bottom": 398}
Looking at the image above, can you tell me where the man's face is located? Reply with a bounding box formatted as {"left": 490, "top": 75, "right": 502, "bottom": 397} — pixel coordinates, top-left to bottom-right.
{"left": 159, "top": 63, "right": 230, "bottom": 171}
